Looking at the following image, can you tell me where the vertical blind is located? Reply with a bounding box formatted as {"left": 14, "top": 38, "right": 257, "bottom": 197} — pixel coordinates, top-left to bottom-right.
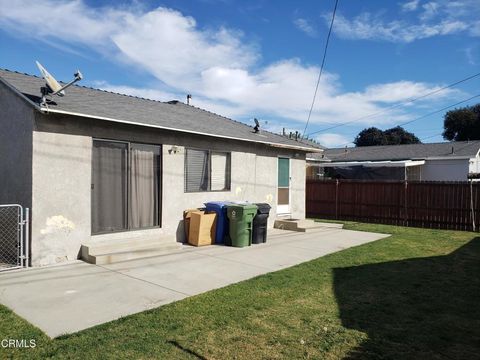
{"left": 185, "top": 148, "right": 231, "bottom": 192}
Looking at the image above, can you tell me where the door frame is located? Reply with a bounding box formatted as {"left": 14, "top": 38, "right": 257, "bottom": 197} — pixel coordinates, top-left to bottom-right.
{"left": 277, "top": 156, "right": 291, "bottom": 215}
{"left": 91, "top": 138, "right": 163, "bottom": 235}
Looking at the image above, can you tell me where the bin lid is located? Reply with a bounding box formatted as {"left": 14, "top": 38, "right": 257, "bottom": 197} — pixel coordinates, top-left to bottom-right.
{"left": 227, "top": 203, "right": 258, "bottom": 210}
{"left": 226, "top": 204, "right": 258, "bottom": 217}
{"left": 254, "top": 203, "right": 271, "bottom": 213}
{"left": 204, "top": 201, "right": 233, "bottom": 210}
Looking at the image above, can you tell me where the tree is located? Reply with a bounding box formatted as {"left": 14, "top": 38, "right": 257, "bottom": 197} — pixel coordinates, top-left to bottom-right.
{"left": 384, "top": 126, "right": 421, "bottom": 145}
{"left": 442, "top": 104, "right": 480, "bottom": 141}
{"left": 354, "top": 126, "right": 420, "bottom": 147}
{"left": 353, "top": 127, "right": 387, "bottom": 147}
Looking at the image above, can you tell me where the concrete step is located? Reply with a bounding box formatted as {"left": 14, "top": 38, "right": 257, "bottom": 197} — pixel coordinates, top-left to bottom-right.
{"left": 274, "top": 219, "right": 343, "bottom": 232}
{"left": 81, "top": 235, "right": 183, "bottom": 265}
{"left": 83, "top": 235, "right": 176, "bottom": 255}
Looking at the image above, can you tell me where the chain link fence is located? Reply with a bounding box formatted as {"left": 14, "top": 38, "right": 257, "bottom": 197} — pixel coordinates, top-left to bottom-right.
{"left": 0, "top": 205, "right": 29, "bottom": 271}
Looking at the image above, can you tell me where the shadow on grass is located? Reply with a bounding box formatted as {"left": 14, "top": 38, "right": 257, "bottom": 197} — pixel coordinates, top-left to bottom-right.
{"left": 167, "top": 340, "right": 207, "bottom": 360}
{"left": 334, "top": 237, "right": 480, "bottom": 359}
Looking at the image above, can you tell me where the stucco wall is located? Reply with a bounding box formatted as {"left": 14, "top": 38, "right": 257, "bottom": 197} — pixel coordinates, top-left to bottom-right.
{"left": 422, "top": 159, "right": 469, "bottom": 181}
{"left": 30, "top": 113, "right": 308, "bottom": 264}
{"left": 31, "top": 132, "right": 91, "bottom": 266}
{"left": 0, "top": 81, "right": 33, "bottom": 208}
{"left": 162, "top": 146, "right": 306, "bottom": 240}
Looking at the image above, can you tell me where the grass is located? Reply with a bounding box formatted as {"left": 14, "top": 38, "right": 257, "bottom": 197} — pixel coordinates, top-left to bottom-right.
{"left": 0, "top": 222, "right": 479, "bottom": 359}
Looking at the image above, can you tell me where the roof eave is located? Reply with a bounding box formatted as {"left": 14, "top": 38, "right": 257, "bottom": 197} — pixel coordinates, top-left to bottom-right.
{"left": 38, "top": 107, "right": 321, "bottom": 153}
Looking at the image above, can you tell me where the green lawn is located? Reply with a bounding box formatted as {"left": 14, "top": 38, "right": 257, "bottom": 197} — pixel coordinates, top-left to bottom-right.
{"left": 0, "top": 222, "right": 479, "bottom": 359}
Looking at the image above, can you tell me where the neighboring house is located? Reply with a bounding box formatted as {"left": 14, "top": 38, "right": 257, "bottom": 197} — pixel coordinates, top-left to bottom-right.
{"left": 307, "top": 142, "right": 480, "bottom": 181}
{"left": 0, "top": 69, "right": 320, "bottom": 266}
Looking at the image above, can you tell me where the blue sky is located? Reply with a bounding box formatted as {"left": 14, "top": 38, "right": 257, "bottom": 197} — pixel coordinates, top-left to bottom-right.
{"left": 0, "top": 0, "right": 479, "bottom": 147}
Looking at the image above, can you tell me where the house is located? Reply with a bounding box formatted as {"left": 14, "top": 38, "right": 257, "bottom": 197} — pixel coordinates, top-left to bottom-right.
{"left": 0, "top": 69, "right": 321, "bottom": 266}
{"left": 307, "top": 142, "right": 480, "bottom": 181}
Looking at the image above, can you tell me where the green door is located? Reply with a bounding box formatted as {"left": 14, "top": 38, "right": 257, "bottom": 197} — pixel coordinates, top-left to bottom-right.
{"left": 277, "top": 158, "right": 290, "bottom": 213}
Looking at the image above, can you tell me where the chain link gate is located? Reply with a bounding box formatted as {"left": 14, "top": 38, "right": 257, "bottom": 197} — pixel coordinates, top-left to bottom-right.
{"left": 0, "top": 205, "right": 29, "bottom": 271}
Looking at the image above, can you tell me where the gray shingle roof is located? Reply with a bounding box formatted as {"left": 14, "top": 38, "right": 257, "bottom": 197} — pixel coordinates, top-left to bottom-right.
{"left": 0, "top": 69, "right": 320, "bottom": 152}
{"left": 307, "top": 141, "right": 480, "bottom": 162}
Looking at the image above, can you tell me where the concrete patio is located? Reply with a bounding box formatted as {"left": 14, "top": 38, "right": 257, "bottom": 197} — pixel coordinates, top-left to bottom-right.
{"left": 0, "top": 227, "right": 389, "bottom": 338}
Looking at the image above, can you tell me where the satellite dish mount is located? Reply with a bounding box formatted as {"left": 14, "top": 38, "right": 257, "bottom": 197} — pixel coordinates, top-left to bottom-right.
{"left": 253, "top": 118, "right": 260, "bottom": 133}
{"left": 36, "top": 61, "right": 83, "bottom": 106}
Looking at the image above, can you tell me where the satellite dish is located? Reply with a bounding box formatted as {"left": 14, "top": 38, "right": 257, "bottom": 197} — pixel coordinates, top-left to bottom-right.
{"left": 36, "top": 61, "right": 65, "bottom": 96}
{"left": 36, "top": 61, "right": 83, "bottom": 106}
{"left": 253, "top": 118, "right": 260, "bottom": 133}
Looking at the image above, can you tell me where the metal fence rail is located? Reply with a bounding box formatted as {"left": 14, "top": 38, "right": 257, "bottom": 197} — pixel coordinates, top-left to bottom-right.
{"left": 0, "top": 204, "right": 29, "bottom": 271}
{"left": 306, "top": 179, "right": 480, "bottom": 232}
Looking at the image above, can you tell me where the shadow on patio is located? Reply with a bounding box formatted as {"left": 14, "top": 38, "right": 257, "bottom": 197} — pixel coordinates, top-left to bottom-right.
{"left": 333, "top": 237, "right": 480, "bottom": 359}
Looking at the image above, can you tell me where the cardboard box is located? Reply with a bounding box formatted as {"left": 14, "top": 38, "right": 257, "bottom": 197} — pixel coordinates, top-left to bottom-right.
{"left": 188, "top": 212, "right": 217, "bottom": 246}
{"left": 183, "top": 209, "right": 203, "bottom": 240}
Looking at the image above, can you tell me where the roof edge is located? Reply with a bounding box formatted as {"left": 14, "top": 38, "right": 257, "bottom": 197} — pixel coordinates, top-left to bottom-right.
{"left": 0, "top": 75, "right": 42, "bottom": 111}
{"left": 40, "top": 107, "right": 323, "bottom": 153}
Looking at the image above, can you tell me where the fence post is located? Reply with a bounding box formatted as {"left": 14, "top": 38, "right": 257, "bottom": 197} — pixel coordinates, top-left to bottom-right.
{"left": 404, "top": 180, "right": 408, "bottom": 226}
{"left": 25, "top": 208, "right": 29, "bottom": 268}
{"left": 470, "top": 180, "right": 476, "bottom": 232}
{"left": 335, "top": 179, "right": 339, "bottom": 220}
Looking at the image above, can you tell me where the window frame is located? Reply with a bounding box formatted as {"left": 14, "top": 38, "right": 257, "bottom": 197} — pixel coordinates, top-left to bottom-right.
{"left": 91, "top": 138, "right": 162, "bottom": 235}
{"left": 184, "top": 148, "right": 231, "bottom": 193}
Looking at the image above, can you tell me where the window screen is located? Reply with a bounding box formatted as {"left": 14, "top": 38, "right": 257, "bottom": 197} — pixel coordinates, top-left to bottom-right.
{"left": 185, "top": 149, "right": 231, "bottom": 192}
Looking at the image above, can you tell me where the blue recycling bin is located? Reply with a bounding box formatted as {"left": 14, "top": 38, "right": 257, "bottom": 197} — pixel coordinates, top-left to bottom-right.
{"left": 204, "top": 201, "right": 232, "bottom": 244}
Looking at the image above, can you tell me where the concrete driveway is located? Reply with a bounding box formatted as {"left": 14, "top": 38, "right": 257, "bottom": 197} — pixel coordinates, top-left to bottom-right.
{"left": 0, "top": 227, "right": 388, "bottom": 337}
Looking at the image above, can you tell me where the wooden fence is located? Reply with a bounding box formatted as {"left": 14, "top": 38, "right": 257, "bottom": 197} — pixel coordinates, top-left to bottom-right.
{"left": 306, "top": 179, "right": 480, "bottom": 231}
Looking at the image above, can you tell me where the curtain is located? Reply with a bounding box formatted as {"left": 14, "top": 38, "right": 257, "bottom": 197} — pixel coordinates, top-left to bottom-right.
{"left": 92, "top": 141, "right": 128, "bottom": 233}
{"left": 129, "top": 145, "right": 160, "bottom": 229}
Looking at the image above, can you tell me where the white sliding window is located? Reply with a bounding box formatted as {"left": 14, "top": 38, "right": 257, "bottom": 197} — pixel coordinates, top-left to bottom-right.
{"left": 185, "top": 149, "right": 231, "bottom": 192}
{"left": 211, "top": 152, "right": 231, "bottom": 191}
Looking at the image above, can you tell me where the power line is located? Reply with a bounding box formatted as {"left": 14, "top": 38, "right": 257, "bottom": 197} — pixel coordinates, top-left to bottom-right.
{"left": 326, "top": 93, "right": 480, "bottom": 148}
{"left": 301, "top": 0, "right": 339, "bottom": 139}
{"left": 305, "top": 70, "right": 480, "bottom": 137}
{"left": 397, "top": 93, "right": 480, "bottom": 126}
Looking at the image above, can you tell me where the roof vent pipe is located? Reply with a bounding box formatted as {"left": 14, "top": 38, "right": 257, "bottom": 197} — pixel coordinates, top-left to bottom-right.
{"left": 187, "top": 94, "right": 192, "bottom": 105}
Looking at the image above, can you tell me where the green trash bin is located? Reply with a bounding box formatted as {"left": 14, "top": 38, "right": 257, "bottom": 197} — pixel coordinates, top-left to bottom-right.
{"left": 226, "top": 204, "right": 258, "bottom": 247}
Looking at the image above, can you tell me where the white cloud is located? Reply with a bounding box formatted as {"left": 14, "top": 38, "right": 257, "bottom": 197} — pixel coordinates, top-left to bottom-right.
{"left": 363, "top": 81, "right": 454, "bottom": 103}
{"left": 419, "top": 2, "right": 440, "bottom": 21}
{"left": 315, "top": 133, "right": 353, "bottom": 147}
{"left": 332, "top": 13, "right": 468, "bottom": 43}
{"left": 0, "top": 0, "right": 463, "bottom": 129}
{"left": 330, "top": 0, "right": 479, "bottom": 43}
{"left": 111, "top": 8, "right": 257, "bottom": 90}
{"left": 401, "top": 0, "right": 420, "bottom": 12}
{"left": 463, "top": 46, "right": 478, "bottom": 65}
{"left": 293, "top": 18, "right": 317, "bottom": 37}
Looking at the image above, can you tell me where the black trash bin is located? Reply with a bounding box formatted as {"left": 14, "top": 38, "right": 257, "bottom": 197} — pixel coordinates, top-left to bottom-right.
{"left": 252, "top": 203, "right": 271, "bottom": 244}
